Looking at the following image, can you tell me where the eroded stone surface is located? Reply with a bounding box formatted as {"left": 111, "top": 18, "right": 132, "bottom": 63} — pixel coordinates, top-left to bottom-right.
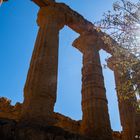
{"left": 21, "top": 5, "right": 66, "bottom": 126}
{"left": 0, "top": 118, "right": 92, "bottom": 140}
{"left": 54, "top": 113, "right": 81, "bottom": 134}
{"left": 73, "top": 33, "right": 113, "bottom": 140}
{"left": 0, "top": 97, "right": 22, "bottom": 121}
{"left": 1, "top": 1, "right": 140, "bottom": 140}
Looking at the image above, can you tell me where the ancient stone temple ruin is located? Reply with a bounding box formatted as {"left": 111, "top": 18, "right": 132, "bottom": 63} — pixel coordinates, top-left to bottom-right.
{"left": 0, "top": 0, "right": 140, "bottom": 140}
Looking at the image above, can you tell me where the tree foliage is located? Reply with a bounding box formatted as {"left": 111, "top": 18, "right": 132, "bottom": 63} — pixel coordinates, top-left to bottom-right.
{"left": 96, "top": 0, "right": 140, "bottom": 109}
{"left": 99, "top": 0, "right": 140, "bottom": 53}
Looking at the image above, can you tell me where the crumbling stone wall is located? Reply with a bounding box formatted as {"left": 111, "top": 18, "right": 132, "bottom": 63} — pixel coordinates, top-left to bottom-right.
{"left": 0, "top": 118, "right": 92, "bottom": 140}
{"left": 0, "top": 97, "right": 22, "bottom": 121}
{"left": 0, "top": 98, "right": 81, "bottom": 135}
{"left": 54, "top": 113, "right": 81, "bottom": 134}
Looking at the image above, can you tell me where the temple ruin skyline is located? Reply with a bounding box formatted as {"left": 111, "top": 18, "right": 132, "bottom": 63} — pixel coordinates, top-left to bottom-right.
{"left": 0, "top": 0, "right": 122, "bottom": 132}
{"left": 0, "top": 0, "right": 140, "bottom": 140}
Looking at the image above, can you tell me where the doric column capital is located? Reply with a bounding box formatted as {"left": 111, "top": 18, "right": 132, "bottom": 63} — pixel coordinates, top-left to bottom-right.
{"left": 37, "top": 5, "right": 66, "bottom": 29}
{"left": 107, "top": 56, "right": 117, "bottom": 71}
{"left": 107, "top": 56, "right": 123, "bottom": 73}
{"left": 72, "top": 32, "right": 99, "bottom": 54}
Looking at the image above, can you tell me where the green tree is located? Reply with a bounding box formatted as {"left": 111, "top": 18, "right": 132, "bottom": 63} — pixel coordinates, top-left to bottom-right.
{"left": 97, "top": 0, "right": 140, "bottom": 109}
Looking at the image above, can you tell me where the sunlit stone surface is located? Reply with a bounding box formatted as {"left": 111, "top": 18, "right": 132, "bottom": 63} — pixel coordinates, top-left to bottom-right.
{"left": 0, "top": 0, "right": 139, "bottom": 140}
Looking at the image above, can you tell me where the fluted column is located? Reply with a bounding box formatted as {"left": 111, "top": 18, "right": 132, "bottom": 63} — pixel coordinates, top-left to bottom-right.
{"left": 107, "top": 56, "right": 136, "bottom": 140}
{"left": 21, "top": 6, "right": 65, "bottom": 125}
{"left": 73, "top": 33, "right": 112, "bottom": 140}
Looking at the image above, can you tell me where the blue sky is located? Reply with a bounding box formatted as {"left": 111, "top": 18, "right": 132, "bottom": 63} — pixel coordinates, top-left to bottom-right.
{"left": 0, "top": 0, "right": 121, "bottom": 131}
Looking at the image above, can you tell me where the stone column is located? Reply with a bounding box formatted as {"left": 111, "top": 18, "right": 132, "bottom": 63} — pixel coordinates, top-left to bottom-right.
{"left": 21, "top": 6, "right": 65, "bottom": 125}
{"left": 73, "top": 33, "right": 113, "bottom": 140}
{"left": 107, "top": 56, "right": 136, "bottom": 140}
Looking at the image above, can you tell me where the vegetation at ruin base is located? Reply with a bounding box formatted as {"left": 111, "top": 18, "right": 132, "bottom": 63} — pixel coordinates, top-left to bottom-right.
{"left": 96, "top": 0, "right": 140, "bottom": 109}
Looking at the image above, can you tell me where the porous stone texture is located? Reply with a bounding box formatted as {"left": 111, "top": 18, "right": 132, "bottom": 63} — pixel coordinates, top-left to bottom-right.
{"left": 0, "top": 100, "right": 123, "bottom": 140}
{"left": 0, "top": 118, "right": 124, "bottom": 140}
{"left": 21, "top": 5, "right": 65, "bottom": 126}
{"left": 0, "top": 97, "right": 22, "bottom": 121}
{"left": 0, "top": 118, "right": 92, "bottom": 140}
{"left": 1, "top": 0, "right": 140, "bottom": 140}
{"left": 54, "top": 113, "right": 81, "bottom": 134}
{"left": 73, "top": 33, "right": 113, "bottom": 140}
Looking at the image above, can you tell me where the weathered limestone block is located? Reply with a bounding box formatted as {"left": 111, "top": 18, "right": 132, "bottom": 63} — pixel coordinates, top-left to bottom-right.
{"left": 0, "top": 117, "right": 124, "bottom": 140}
{"left": 21, "top": 5, "right": 66, "bottom": 125}
{"left": 32, "top": 0, "right": 127, "bottom": 60}
{"left": 0, "top": 97, "right": 22, "bottom": 121}
{"left": 0, "top": 97, "right": 13, "bottom": 111}
{"left": 54, "top": 113, "right": 81, "bottom": 134}
{"left": 0, "top": 118, "right": 92, "bottom": 140}
{"left": 73, "top": 33, "right": 113, "bottom": 140}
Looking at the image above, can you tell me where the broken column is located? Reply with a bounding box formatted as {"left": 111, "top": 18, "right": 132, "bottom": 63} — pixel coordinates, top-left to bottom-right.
{"left": 107, "top": 56, "right": 136, "bottom": 140}
{"left": 21, "top": 6, "right": 65, "bottom": 125}
{"left": 73, "top": 33, "right": 113, "bottom": 140}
